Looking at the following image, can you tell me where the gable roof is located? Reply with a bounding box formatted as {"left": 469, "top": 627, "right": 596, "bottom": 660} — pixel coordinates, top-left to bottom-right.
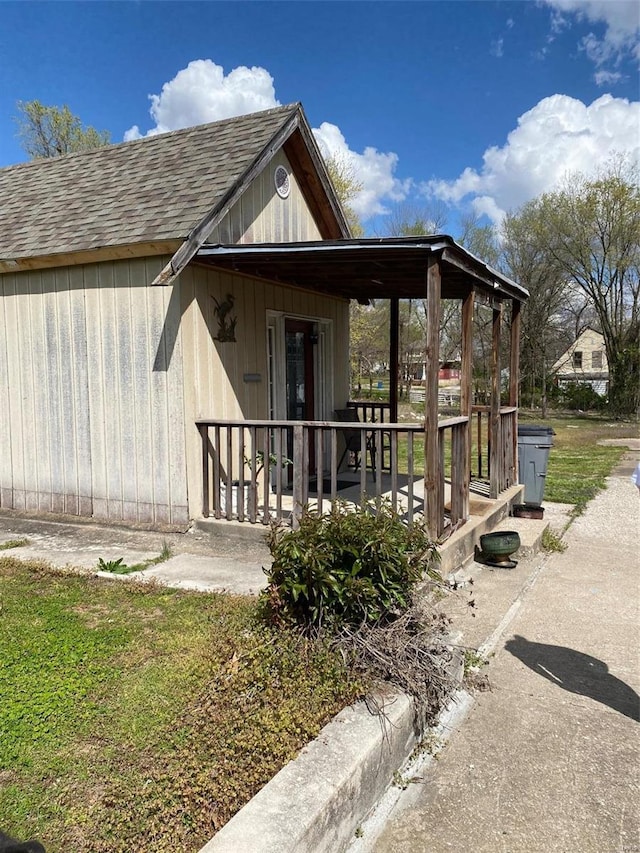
{"left": 552, "top": 328, "right": 607, "bottom": 374}
{"left": 0, "top": 103, "right": 349, "bottom": 275}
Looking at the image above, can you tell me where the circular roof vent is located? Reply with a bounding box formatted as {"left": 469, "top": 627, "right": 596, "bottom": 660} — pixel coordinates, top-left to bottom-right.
{"left": 274, "top": 165, "right": 291, "bottom": 199}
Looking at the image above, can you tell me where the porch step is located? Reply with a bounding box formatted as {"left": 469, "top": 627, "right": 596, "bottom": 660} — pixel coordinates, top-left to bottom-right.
{"left": 491, "top": 516, "right": 549, "bottom": 560}
{"left": 437, "top": 483, "right": 525, "bottom": 576}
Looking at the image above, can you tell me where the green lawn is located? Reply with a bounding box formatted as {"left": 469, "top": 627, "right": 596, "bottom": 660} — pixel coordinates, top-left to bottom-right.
{"left": 0, "top": 558, "right": 359, "bottom": 853}
{"left": 529, "top": 413, "right": 632, "bottom": 512}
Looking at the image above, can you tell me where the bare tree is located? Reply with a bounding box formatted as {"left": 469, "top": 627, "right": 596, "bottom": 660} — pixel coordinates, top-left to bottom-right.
{"left": 520, "top": 159, "right": 639, "bottom": 415}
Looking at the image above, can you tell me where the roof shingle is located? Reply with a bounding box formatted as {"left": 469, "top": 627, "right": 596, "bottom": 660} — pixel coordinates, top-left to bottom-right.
{"left": 0, "top": 104, "right": 299, "bottom": 260}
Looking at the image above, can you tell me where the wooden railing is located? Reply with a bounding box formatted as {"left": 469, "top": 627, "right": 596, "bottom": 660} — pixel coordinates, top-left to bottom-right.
{"left": 471, "top": 405, "right": 518, "bottom": 496}
{"left": 347, "top": 400, "right": 391, "bottom": 424}
{"left": 196, "top": 416, "right": 476, "bottom": 536}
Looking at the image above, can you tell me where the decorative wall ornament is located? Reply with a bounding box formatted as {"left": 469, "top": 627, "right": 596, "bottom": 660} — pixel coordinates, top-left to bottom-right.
{"left": 212, "top": 293, "right": 237, "bottom": 342}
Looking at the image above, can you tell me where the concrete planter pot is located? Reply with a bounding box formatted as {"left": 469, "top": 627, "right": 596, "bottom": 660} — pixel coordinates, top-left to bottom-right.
{"left": 480, "top": 530, "right": 521, "bottom": 566}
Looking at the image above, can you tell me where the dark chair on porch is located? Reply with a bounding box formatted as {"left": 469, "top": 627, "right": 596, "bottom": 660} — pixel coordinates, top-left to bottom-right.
{"left": 335, "top": 409, "right": 377, "bottom": 477}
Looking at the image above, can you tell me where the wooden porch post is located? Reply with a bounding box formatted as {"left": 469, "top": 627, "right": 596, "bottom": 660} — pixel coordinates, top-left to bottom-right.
{"left": 489, "top": 300, "right": 502, "bottom": 499}
{"left": 390, "top": 297, "right": 399, "bottom": 422}
{"left": 510, "top": 299, "right": 522, "bottom": 483}
{"left": 459, "top": 288, "right": 474, "bottom": 518}
{"left": 424, "top": 256, "right": 441, "bottom": 537}
{"left": 509, "top": 299, "right": 521, "bottom": 406}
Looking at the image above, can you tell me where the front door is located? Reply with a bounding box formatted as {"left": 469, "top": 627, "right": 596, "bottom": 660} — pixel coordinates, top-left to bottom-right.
{"left": 285, "top": 319, "right": 316, "bottom": 472}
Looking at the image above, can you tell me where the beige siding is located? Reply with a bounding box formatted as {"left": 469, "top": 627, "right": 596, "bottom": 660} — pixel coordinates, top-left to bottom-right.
{"left": 0, "top": 258, "right": 188, "bottom": 524}
{"left": 180, "top": 265, "right": 350, "bottom": 518}
{"left": 207, "top": 151, "right": 323, "bottom": 245}
{"left": 553, "top": 329, "right": 609, "bottom": 379}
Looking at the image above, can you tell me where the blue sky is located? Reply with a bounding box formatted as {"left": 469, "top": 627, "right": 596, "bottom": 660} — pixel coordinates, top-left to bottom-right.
{"left": 1, "top": 0, "right": 638, "bottom": 234}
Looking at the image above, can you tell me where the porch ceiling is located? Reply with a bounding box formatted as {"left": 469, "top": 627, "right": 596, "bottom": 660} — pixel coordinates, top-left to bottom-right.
{"left": 194, "top": 235, "right": 528, "bottom": 303}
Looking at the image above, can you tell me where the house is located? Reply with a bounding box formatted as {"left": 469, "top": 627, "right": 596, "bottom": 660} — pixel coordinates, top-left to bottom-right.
{"left": 552, "top": 329, "right": 608, "bottom": 396}
{"left": 0, "top": 103, "right": 528, "bottom": 542}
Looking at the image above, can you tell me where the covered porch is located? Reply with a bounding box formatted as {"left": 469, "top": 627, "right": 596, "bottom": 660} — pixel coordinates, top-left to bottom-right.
{"left": 193, "top": 236, "right": 528, "bottom": 544}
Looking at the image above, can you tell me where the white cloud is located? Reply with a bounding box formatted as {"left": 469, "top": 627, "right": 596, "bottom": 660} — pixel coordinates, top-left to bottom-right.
{"left": 426, "top": 94, "right": 640, "bottom": 224}
{"left": 490, "top": 38, "right": 504, "bottom": 58}
{"left": 542, "top": 0, "right": 639, "bottom": 79}
{"left": 594, "top": 69, "right": 623, "bottom": 86}
{"left": 123, "top": 59, "right": 280, "bottom": 139}
{"left": 312, "top": 122, "right": 409, "bottom": 219}
{"left": 124, "top": 59, "right": 404, "bottom": 221}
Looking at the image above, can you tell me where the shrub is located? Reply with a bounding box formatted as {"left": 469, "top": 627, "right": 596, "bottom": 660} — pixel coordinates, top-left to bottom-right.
{"left": 560, "top": 382, "right": 605, "bottom": 411}
{"left": 261, "top": 501, "right": 440, "bottom": 631}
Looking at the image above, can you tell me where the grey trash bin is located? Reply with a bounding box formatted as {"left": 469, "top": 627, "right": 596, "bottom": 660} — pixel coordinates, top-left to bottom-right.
{"left": 517, "top": 425, "right": 555, "bottom": 506}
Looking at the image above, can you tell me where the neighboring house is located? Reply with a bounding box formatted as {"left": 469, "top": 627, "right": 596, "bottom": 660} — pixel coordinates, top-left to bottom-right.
{"left": 552, "top": 329, "right": 609, "bottom": 396}
{"left": 0, "top": 102, "right": 528, "bottom": 539}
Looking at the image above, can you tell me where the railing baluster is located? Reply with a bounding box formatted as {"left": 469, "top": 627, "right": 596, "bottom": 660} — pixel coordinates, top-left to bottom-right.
{"left": 292, "top": 424, "right": 305, "bottom": 529}
{"left": 262, "top": 426, "right": 271, "bottom": 525}
{"left": 213, "top": 426, "right": 221, "bottom": 519}
{"left": 390, "top": 430, "right": 398, "bottom": 511}
{"left": 237, "top": 427, "right": 245, "bottom": 522}
{"left": 200, "top": 424, "right": 210, "bottom": 518}
{"left": 315, "top": 427, "right": 324, "bottom": 513}
{"left": 330, "top": 427, "right": 338, "bottom": 499}
{"left": 275, "top": 427, "right": 283, "bottom": 519}
{"left": 224, "top": 427, "right": 233, "bottom": 520}
{"left": 407, "top": 431, "right": 414, "bottom": 525}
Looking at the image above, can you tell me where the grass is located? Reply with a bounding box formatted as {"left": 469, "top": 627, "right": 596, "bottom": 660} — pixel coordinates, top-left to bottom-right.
{"left": 0, "top": 558, "right": 360, "bottom": 852}
{"left": 523, "top": 413, "right": 632, "bottom": 514}
{"left": 96, "top": 540, "right": 172, "bottom": 574}
{"left": 0, "top": 538, "right": 29, "bottom": 551}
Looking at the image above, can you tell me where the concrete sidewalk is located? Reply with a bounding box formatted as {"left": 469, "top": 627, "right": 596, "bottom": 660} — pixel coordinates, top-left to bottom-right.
{"left": 0, "top": 511, "right": 272, "bottom": 595}
{"left": 363, "top": 452, "right": 640, "bottom": 853}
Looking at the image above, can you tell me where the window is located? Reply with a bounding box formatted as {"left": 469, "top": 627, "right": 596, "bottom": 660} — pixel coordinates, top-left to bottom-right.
{"left": 592, "top": 351, "right": 603, "bottom": 369}
{"left": 572, "top": 351, "right": 583, "bottom": 369}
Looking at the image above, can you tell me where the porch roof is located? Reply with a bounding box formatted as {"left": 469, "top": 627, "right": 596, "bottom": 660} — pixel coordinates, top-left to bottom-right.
{"left": 195, "top": 235, "right": 528, "bottom": 303}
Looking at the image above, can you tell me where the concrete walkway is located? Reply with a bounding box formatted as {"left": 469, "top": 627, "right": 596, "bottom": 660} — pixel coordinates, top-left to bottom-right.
{"left": 0, "top": 512, "right": 272, "bottom": 595}
{"left": 364, "top": 452, "right": 640, "bottom": 853}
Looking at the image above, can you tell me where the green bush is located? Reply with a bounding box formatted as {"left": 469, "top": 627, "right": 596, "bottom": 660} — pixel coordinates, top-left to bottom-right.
{"left": 559, "top": 382, "right": 605, "bottom": 411}
{"left": 261, "top": 501, "right": 440, "bottom": 631}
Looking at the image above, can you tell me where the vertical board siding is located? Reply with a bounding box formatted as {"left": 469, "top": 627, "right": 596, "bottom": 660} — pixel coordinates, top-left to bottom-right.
{"left": 207, "top": 151, "right": 323, "bottom": 245}
{"left": 0, "top": 258, "right": 188, "bottom": 524}
{"left": 181, "top": 265, "right": 350, "bottom": 518}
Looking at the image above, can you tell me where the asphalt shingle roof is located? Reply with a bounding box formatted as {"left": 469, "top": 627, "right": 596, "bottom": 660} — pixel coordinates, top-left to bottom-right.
{"left": 0, "top": 104, "right": 299, "bottom": 261}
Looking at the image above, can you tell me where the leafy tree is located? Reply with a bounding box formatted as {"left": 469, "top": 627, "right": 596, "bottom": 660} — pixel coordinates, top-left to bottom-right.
{"left": 521, "top": 160, "right": 639, "bottom": 416}
{"left": 15, "top": 100, "right": 110, "bottom": 159}
{"left": 501, "top": 208, "right": 568, "bottom": 414}
{"left": 350, "top": 301, "right": 389, "bottom": 394}
{"left": 325, "top": 154, "right": 364, "bottom": 237}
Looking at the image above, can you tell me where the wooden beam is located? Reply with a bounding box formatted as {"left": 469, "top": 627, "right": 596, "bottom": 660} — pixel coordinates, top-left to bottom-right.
{"left": 489, "top": 302, "right": 502, "bottom": 499}
{"left": 509, "top": 299, "right": 521, "bottom": 407}
{"left": 460, "top": 287, "right": 474, "bottom": 518}
{"left": 460, "top": 288, "right": 474, "bottom": 419}
{"left": 390, "top": 297, "right": 399, "bottom": 423}
{"left": 424, "top": 256, "right": 442, "bottom": 538}
{"left": 510, "top": 299, "right": 522, "bottom": 485}
{"left": 0, "top": 240, "right": 180, "bottom": 274}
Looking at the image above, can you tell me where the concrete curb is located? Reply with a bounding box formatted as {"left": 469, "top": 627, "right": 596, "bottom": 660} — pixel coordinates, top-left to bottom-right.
{"left": 199, "top": 517, "right": 556, "bottom": 853}
{"left": 199, "top": 692, "right": 423, "bottom": 853}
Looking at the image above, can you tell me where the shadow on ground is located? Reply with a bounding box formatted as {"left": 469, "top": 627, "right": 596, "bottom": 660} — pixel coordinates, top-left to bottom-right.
{"left": 505, "top": 634, "right": 639, "bottom": 722}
